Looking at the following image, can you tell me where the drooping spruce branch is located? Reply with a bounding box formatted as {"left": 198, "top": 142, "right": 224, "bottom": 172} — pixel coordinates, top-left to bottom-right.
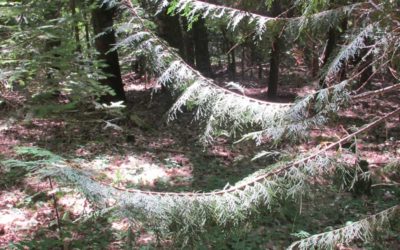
{"left": 0, "top": 107, "right": 393, "bottom": 245}
{"left": 117, "top": 0, "right": 294, "bottom": 142}
{"left": 242, "top": 80, "right": 353, "bottom": 144}
{"left": 47, "top": 106, "right": 400, "bottom": 198}
{"left": 119, "top": 0, "right": 290, "bottom": 106}
{"left": 31, "top": 106, "right": 399, "bottom": 245}
{"left": 288, "top": 205, "right": 400, "bottom": 250}
{"left": 149, "top": 0, "right": 367, "bottom": 38}
{"left": 321, "top": 22, "right": 397, "bottom": 85}
{"left": 117, "top": 1, "right": 369, "bottom": 143}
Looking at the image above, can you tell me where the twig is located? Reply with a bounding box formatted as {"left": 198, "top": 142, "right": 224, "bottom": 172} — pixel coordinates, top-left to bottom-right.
{"left": 131, "top": 145, "right": 186, "bottom": 154}
{"left": 225, "top": 31, "right": 255, "bottom": 55}
{"left": 48, "top": 177, "right": 62, "bottom": 236}
{"left": 372, "top": 182, "right": 400, "bottom": 188}
{"left": 352, "top": 82, "right": 400, "bottom": 100}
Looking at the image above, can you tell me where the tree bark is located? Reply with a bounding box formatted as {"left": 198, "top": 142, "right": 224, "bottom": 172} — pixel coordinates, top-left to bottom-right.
{"left": 321, "top": 28, "right": 338, "bottom": 67}
{"left": 157, "top": 12, "right": 184, "bottom": 55}
{"left": 70, "top": 0, "right": 81, "bottom": 52}
{"left": 92, "top": 1, "right": 125, "bottom": 103}
{"left": 193, "top": 18, "right": 212, "bottom": 77}
{"left": 228, "top": 43, "right": 236, "bottom": 81}
{"left": 354, "top": 37, "right": 374, "bottom": 90}
{"left": 43, "top": 1, "right": 62, "bottom": 86}
{"left": 179, "top": 17, "right": 195, "bottom": 66}
{"left": 241, "top": 46, "right": 245, "bottom": 79}
{"left": 320, "top": 18, "right": 348, "bottom": 87}
{"left": 267, "top": 40, "right": 280, "bottom": 99}
{"left": 83, "top": 1, "right": 91, "bottom": 50}
{"left": 267, "top": 1, "right": 282, "bottom": 99}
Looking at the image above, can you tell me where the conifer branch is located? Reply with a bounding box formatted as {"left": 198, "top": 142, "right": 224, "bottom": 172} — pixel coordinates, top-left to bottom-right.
{"left": 288, "top": 205, "right": 400, "bottom": 249}
{"left": 25, "top": 107, "right": 400, "bottom": 245}
{"left": 118, "top": 0, "right": 294, "bottom": 142}
{"left": 119, "top": 1, "right": 368, "bottom": 143}
{"left": 353, "top": 82, "right": 400, "bottom": 100}
{"left": 50, "top": 106, "right": 400, "bottom": 198}
{"left": 323, "top": 24, "right": 376, "bottom": 82}
{"left": 121, "top": 0, "right": 291, "bottom": 106}
{"left": 149, "top": 0, "right": 367, "bottom": 38}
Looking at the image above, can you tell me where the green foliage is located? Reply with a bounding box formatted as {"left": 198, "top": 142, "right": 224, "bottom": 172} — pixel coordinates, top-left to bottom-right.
{"left": 1, "top": 146, "right": 63, "bottom": 172}
{"left": 0, "top": 0, "right": 116, "bottom": 107}
{"left": 2, "top": 0, "right": 400, "bottom": 248}
{"left": 9, "top": 214, "right": 115, "bottom": 250}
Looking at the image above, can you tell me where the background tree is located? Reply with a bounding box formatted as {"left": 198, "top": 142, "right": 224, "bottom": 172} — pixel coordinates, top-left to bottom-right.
{"left": 92, "top": 0, "right": 126, "bottom": 102}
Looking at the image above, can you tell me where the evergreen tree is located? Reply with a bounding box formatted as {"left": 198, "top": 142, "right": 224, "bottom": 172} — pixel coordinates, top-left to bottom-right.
{"left": 92, "top": 0, "right": 126, "bottom": 102}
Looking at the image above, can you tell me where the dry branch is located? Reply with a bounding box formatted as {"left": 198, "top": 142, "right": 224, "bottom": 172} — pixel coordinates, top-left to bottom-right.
{"left": 353, "top": 83, "right": 400, "bottom": 100}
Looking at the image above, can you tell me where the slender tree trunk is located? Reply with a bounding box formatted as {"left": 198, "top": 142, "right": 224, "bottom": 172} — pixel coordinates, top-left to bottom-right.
{"left": 311, "top": 41, "right": 319, "bottom": 77}
{"left": 249, "top": 44, "right": 258, "bottom": 80}
{"left": 228, "top": 43, "right": 236, "bottom": 81}
{"left": 157, "top": 12, "right": 184, "bottom": 55}
{"left": 179, "top": 17, "right": 195, "bottom": 66}
{"left": 85, "top": 22, "right": 90, "bottom": 49}
{"left": 321, "top": 28, "right": 338, "bottom": 66}
{"left": 241, "top": 46, "right": 245, "bottom": 79}
{"left": 43, "top": 1, "right": 62, "bottom": 85}
{"left": 267, "top": 40, "right": 280, "bottom": 99}
{"left": 92, "top": 1, "right": 125, "bottom": 102}
{"left": 267, "top": 2, "right": 282, "bottom": 99}
{"left": 222, "top": 29, "right": 235, "bottom": 80}
{"left": 320, "top": 18, "right": 348, "bottom": 87}
{"left": 83, "top": 3, "right": 91, "bottom": 50}
{"left": 70, "top": 0, "right": 81, "bottom": 52}
{"left": 354, "top": 37, "right": 374, "bottom": 90}
{"left": 193, "top": 18, "right": 212, "bottom": 77}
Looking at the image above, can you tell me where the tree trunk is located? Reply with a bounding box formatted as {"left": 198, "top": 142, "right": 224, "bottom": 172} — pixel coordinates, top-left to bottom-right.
{"left": 92, "top": 1, "right": 125, "bottom": 103}
{"left": 228, "top": 43, "right": 236, "bottom": 81}
{"left": 83, "top": 2, "right": 91, "bottom": 50}
{"left": 70, "top": 0, "right": 81, "bottom": 52}
{"left": 320, "top": 18, "right": 348, "bottom": 87}
{"left": 179, "top": 17, "right": 195, "bottom": 66}
{"left": 267, "top": 40, "right": 280, "bottom": 99}
{"left": 311, "top": 41, "right": 319, "bottom": 77}
{"left": 43, "top": 1, "right": 62, "bottom": 86}
{"left": 193, "top": 18, "right": 212, "bottom": 77}
{"left": 321, "top": 28, "right": 338, "bottom": 66}
{"left": 157, "top": 12, "right": 184, "bottom": 55}
{"left": 354, "top": 37, "right": 374, "bottom": 90}
{"left": 241, "top": 46, "right": 245, "bottom": 79}
{"left": 267, "top": 2, "right": 282, "bottom": 99}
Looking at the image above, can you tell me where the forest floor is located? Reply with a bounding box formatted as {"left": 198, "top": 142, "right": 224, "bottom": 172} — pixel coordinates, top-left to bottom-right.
{"left": 0, "top": 72, "right": 400, "bottom": 249}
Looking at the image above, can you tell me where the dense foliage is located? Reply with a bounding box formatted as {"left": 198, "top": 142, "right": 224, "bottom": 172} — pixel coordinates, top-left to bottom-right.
{"left": 1, "top": 0, "right": 400, "bottom": 248}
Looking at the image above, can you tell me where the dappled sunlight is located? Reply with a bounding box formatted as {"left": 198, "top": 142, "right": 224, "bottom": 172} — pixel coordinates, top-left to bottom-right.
{"left": 0, "top": 188, "right": 53, "bottom": 246}
{"left": 58, "top": 193, "right": 92, "bottom": 217}
{"left": 1, "top": 0, "right": 400, "bottom": 248}
{"left": 148, "top": 138, "right": 176, "bottom": 148}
